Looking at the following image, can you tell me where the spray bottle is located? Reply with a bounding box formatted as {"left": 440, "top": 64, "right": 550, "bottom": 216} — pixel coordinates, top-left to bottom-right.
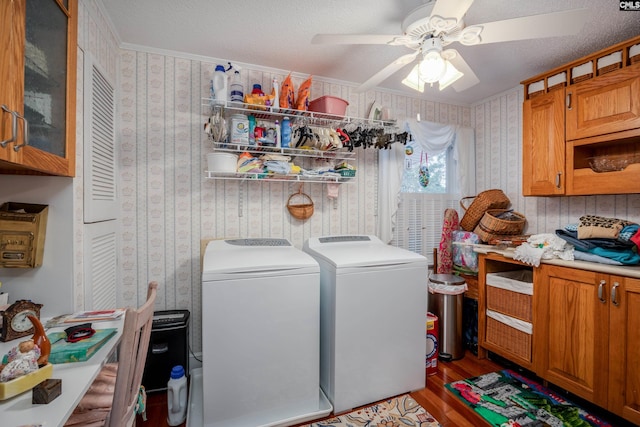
{"left": 229, "top": 63, "right": 244, "bottom": 103}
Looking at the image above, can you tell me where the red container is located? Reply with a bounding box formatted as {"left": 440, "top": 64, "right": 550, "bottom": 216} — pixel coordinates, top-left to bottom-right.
{"left": 426, "top": 312, "right": 438, "bottom": 376}
{"left": 308, "top": 96, "right": 349, "bottom": 117}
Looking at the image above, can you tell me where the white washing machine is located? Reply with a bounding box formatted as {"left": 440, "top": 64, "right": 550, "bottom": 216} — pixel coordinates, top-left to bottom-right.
{"left": 200, "top": 238, "right": 332, "bottom": 427}
{"left": 303, "top": 235, "right": 428, "bottom": 414}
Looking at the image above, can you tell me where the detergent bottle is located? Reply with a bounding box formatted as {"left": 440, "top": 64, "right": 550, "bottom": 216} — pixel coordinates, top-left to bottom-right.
{"left": 166, "top": 365, "right": 188, "bottom": 426}
{"left": 211, "top": 65, "right": 228, "bottom": 105}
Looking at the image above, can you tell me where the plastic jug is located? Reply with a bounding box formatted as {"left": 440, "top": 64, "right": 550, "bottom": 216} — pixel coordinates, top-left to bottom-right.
{"left": 211, "top": 65, "right": 228, "bottom": 105}
{"left": 229, "top": 70, "right": 244, "bottom": 103}
{"left": 167, "top": 365, "right": 188, "bottom": 426}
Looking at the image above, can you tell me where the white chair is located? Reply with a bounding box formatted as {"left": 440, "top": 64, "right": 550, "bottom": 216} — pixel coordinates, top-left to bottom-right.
{"left": 65, "top": 281, "right": 158, "bottom": 427}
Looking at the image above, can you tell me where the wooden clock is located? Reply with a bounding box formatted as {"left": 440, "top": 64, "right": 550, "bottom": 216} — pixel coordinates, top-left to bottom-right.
{"left": 1, "top": 300, "right": 43, "bottom": 342}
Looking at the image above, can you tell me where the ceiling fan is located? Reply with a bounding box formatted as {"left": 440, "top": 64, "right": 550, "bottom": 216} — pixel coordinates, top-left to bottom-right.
{"left": 312, "top": 0, "right": 591, "bottom": 93}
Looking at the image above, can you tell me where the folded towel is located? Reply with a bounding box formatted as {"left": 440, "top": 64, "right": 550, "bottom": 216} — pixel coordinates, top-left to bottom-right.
{"left": 514, "top": 233, "right": 574, "bottom": 267}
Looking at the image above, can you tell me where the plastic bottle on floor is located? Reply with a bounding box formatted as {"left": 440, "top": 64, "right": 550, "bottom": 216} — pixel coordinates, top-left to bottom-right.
{"left": 167, "top": 365, "right": 188, "bottom": 426}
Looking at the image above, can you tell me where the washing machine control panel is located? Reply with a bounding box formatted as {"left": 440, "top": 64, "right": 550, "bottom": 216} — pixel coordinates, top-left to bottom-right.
{"left": 318, "top": 236, "right": 371, "bottom": 243}
{"left": 225, "top": 238, "right": 291, "bottom": 246}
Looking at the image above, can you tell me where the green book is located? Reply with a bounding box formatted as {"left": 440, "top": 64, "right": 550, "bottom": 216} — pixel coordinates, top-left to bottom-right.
{"left": 47, "top": 328, "right": 117, "bottom": 364}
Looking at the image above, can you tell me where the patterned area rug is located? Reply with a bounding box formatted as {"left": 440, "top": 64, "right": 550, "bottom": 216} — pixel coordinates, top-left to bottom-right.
{"left": 446, "top": 369, "right": 612, "bottom": 427}
{"left": 301, "top": 394, "right": 441, "bottom": 427}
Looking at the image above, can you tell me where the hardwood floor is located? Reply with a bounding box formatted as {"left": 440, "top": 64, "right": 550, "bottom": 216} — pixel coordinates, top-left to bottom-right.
{"left": 136, "top": 351, "right": 635, "bottom": 426}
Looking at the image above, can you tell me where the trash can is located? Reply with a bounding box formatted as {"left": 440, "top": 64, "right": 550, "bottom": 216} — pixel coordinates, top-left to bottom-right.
{"left": 428, "top": 274, "right": 467, "bottom": 361}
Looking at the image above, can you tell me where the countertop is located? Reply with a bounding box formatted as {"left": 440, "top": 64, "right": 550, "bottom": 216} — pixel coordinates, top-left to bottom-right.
{"left": 474, "top": 244, "right": 640, "bottom": 279}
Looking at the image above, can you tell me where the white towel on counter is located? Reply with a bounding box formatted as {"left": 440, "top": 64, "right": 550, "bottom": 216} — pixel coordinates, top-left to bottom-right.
{"left": 513, "top": 233, "right": 574, "bottom": 267}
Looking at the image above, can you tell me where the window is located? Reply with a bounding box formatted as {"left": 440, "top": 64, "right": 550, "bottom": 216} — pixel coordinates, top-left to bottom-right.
{"left": 392, "top": 140, "right": 461, "bottom": 266}
{"left": 400, "top": 140, "right": 458, "bottom": 194}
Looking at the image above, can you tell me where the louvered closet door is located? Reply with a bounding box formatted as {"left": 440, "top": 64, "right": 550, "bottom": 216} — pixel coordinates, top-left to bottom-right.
{"left": 84, "top": 220, "right": 118, "bottom": 309}
{"left": 84, "top": 53, "right": 117, "bottom": 223}
{"left": 82, "top": 54, "right": 118, "bottom": 310}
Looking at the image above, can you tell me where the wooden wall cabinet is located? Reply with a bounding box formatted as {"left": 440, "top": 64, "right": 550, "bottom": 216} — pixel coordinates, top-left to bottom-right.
{"left": 522, "top": 89, "right": 565, "bottom": 196}
{"left": 535, "top": 264, "right": 640, "bottom": 424}
{"left": 521, "top": 35, "right": 640, "bottom": 196}
{"left": 0, "top": 0, "right": 77, "bottom": 177}
{"left": 565, "top": 63, "right": 640, "bottom": 141}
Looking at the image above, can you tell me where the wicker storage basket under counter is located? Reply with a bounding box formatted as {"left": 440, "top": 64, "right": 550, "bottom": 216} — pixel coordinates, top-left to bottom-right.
{"left": 485, "top": 313, "right": 532, "bottom": 363}
{"left": 486, "top": 270, "right": 533, "bottom": 322}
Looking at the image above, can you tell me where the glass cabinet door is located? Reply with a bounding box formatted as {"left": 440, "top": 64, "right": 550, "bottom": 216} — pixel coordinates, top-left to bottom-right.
{"left": 23, "top": 0, "right": 69, "bottom": 158}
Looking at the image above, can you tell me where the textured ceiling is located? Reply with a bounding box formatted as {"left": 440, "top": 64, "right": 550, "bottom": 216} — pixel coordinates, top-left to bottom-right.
{"left": 100, "top": 0, "right": 639, "bottom": 105}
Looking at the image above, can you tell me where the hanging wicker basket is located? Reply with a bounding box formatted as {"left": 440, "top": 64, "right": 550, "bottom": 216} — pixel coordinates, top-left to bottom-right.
{"left": 287, "top": 189, "right": 314, "bottom": 220}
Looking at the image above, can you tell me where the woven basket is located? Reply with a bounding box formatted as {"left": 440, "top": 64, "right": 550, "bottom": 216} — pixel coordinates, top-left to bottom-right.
{"left": 487, "top": 286, "right": 532, "bottom": 322}
{"left": 459, "top": 189, "right": 510, "bottom": 231}
{"left": 474, "top": 209, "right": 526, "bottom": 242}
{"left": 287, "top": 190, "right": 314, "bottom": 220}
{"left": 485, "top": 316, "right": 532, "bottom": 362}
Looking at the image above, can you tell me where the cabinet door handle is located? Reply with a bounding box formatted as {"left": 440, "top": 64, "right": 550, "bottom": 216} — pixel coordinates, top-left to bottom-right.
{"left": 598, "top": 280, "right": 606, "bottom": 303}
{"left": 13, "top": 112, "right": 28, "bottom": 152}
{"left": 0, "top": 105, "right": 17, "bottom": 148}
{"left": 566, "top": 92, "right": 572, "bottom": 110}
{"left": 555, "top": 172, "right": 562, "bottom": 189}
{"left": 611, "top": 282, "right": 620, "bottom": 306}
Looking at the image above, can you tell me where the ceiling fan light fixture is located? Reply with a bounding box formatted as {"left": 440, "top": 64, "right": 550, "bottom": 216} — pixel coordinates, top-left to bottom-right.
{"left": 418, "top": 51, "right": 446, "bottom": 83}
{"left": 418, "top": 37, "right": 446, "bottom": 83}
{"left": 438, "top": 61, "right": 464, "bottom": 90}
{"left": 402, "top": 64, "right": 425, "bottom": 92}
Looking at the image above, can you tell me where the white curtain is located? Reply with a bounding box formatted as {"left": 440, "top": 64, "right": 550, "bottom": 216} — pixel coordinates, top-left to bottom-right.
{"left": 376, "top": 118, "right": 475, "bottom": 244}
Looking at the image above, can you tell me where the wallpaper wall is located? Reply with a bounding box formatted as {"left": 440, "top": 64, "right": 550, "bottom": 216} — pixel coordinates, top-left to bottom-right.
{"left": 114, "top": 50, "right": 471, "bottom": 352}
{"left": 82, "top": 2, "right": 640, "bottom": 355}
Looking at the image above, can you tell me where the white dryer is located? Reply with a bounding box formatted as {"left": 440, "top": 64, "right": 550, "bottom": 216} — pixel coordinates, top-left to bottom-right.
{"left": 201, "top": 238, "right": 331, "bottom": 427}
{"left": 303, "top": 235, "right": 428, "bottom": 414}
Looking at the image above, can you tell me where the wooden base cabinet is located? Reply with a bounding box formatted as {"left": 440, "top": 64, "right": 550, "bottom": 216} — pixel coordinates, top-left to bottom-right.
{"left": 535, "top": 264, "right": 640, "bottom": 424}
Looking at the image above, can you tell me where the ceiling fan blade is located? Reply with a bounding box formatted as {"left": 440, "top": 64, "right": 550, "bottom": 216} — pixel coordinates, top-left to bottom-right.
{"left": 355, "top": 52, "right": 419, "bottom": 93}
{"left": 445, "top": 50, "right": 480, "bottom": 92}
{"left": 311, "top": 34, "right": 402, "bottom": 45}
{"left": 431, "top": 0, "right": 475, "bottom": 23}
{"left": 470, "top": 8, "right": 591, "bottom": 45}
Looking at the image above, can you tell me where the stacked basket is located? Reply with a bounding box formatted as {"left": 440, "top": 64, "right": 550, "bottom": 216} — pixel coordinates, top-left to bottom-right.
{"left": 459, "top": 189, "right": 527, "bottom": 243}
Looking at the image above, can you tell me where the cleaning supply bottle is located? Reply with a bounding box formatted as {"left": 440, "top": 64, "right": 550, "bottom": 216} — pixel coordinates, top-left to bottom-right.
{"left": 248, "top": 114, "right": 256, "bottom": 145}
{"left": 166, "top": 365, "right": 188, "bottom": 426}
{"left": 211, "top": 65, "right": 228, "bottom": 105}
{"left": 281, "top": 116, "right": 291, "bottom": 148}
{"left": 274, "top": 119, "right": 281, "bottom": 147}
{"left": 229, "top": 70, "right": 244, "bottom": 103}
{"left": 251, "top": 84, "right": 265, "bottom": 96}
{"left": 271, "top": 77, "right": 280, "bottom": 112}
